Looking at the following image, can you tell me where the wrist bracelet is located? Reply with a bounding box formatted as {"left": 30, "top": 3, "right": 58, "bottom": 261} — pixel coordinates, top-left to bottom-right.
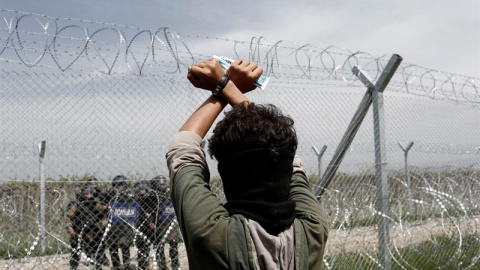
{"left": 212, "top": 73, "right": 229, "bottom": 96}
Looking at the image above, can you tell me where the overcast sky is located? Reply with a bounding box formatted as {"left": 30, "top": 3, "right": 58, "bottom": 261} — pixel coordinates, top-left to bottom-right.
{"left": 0, "top": 0, "right": 478, "bottom": 180}
{"left": 1, "top": 0, "right": 478, "bottom": 78}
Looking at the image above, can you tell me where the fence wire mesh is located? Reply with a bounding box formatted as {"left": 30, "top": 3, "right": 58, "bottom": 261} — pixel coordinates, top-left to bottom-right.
{"left": 0, "top": 8, "right": 479, "bottom": 270}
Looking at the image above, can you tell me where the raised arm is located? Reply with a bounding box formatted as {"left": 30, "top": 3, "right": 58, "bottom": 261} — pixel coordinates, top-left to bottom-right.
{"left": 180, "top": 58, "right": 262, "bottom": 138}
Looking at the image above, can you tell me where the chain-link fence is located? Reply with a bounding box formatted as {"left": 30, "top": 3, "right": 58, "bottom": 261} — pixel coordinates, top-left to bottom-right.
{"left": 0, "top": 9, "right": 479, "bottom": 270}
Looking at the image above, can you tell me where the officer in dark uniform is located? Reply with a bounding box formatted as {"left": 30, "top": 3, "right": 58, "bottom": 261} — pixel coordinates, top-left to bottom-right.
{"left": 66, "top": 186, "right": 107, "bottom": 270}
{"left": 151, "top": 175, "right": 181, "bottom": 270}
{"left": 134, "top": 181, "right": 157, "bottom": 270}
{"left": 66, "top": 197, "right": 82, "bottom": 270}
{"left": 104, "top": 175, "right": 137, "bottom": 270}
{"left": 84, "top": 177, "right": 109, "bottom": 267}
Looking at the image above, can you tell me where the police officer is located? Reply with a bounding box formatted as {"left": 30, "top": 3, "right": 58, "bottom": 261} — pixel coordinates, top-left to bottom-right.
{"left": 84, "top": 177, "right": 109, "bottom": 267}
{"left": 134, "top": 181, "right": 156, "bottom": 270}
{"left": 66, "top": 196, "right": 82, "bottom": 270}
{"left": 82, "top": 186, "right": 108, "bottom": 269}
{"left": 66, "top": 186, "right": 106, "bottom": 270}
{"left": 104, "top": 175, "right": 136, "bottom": 270}
{"left": 151, "top": 175, "right": 180, "bottom": 270}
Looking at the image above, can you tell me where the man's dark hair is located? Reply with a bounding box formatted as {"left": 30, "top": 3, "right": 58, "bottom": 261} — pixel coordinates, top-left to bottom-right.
{"left": 208, "top": 102, "right": 297, "bottom": 161}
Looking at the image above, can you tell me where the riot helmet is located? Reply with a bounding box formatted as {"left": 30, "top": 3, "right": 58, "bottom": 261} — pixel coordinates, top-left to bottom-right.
{"left": 85, "top": 176, "right": 101, "bottom": 198}
{"left": 151, "top": 175, "right": 168, "bottom": 190}
{"left": 112, "top": 175, "right": 128, "bottom": 190}
{"left": 81, "top": 186, "right": 96, "bottom": 200}
{"left": 135, "top": 182, "right": 148, "bottom": 195}
{"left": 85, "top": 176, "right": 99, "bottom": 188}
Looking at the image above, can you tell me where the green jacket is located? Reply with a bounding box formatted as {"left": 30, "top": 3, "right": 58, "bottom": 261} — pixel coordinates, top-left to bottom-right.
{"left": 167, "top": 131, "right": 329, "bottom": 270}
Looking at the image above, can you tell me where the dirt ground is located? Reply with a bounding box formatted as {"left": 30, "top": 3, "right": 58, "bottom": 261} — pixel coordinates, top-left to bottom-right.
{"left": 0, "top": 244, "right": 189, "bottom": 270}
{"left": 324, "top": 215, "right": 479, "bottom": 256}
{"left": 1, "top": 216, "right": 478, "bottom": 269}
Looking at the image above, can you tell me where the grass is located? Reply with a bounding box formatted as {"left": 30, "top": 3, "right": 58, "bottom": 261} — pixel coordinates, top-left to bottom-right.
{"left": 324, "top": 235, "right": 480, "bottom": 270}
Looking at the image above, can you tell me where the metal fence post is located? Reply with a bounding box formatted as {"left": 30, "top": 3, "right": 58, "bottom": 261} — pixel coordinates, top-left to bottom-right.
{"left": 399, "top": 141, "right": 414, "bottom": 215}
{"left": 315, "top": 55, "right": 403, "bottom": 200}
{"left": 372, "top": 80, "right": 391, "bottom": 270}
{"left": 312, "top": 145, "right": 327, "bottom": 178}
{"left": 38, "top": 141, "right": 46, "bottom": 253}
{"left": 352, "top": 55, "right": 402, "bottom": 270}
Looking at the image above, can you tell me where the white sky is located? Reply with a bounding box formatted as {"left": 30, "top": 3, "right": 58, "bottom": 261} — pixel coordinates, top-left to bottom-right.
{"left": 0, "top": 0, "right": 478, "bottom": 78}
{"left": 0, "top": 0, "right": 479, "bottom": 180}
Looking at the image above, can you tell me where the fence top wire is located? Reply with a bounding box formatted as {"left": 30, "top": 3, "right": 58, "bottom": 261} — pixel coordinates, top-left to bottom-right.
{"left": 0, "top": 8, "right": 478, "bottom": 103}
